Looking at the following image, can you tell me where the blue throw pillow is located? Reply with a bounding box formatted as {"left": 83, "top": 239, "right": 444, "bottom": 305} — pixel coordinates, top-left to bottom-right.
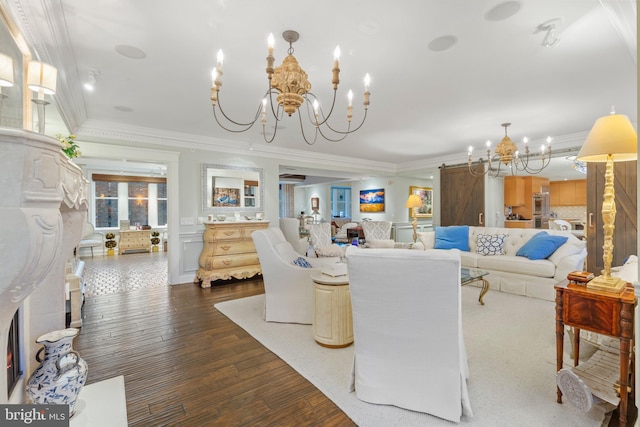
{"left": 434, "top": 225, "right": 469, "bottom": 251}
{"left": 516, "top": 231, "right": 568, "bottom": 260}
{"left": 292, "top": 257, "right": 313, "bottom": 268}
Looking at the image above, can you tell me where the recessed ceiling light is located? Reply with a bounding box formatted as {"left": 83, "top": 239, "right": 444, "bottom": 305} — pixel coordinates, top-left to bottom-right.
{"left": 428, "top": 35, "right": 458, "bottom": 52}
{"left": 114, "top": 106, "right": 134, "bottom": 112}
{"left": 115, "top": 44, "right": 147, "bottom": 59}
{"left": 485, "top": 1, "right": 521, "bottom": 22}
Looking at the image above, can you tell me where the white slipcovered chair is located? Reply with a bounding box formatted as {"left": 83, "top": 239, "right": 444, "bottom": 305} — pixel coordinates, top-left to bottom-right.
{"left": 279, "top": 217, "right": 308, "bottom": 255}
{"left": 307, "top": 223, "right": 346, "bottom": 257}
{"left": 333, "top": 222, "right": 359, "bottom": 243}
{"left": 345, "top": 246, "right": 473, "bottom": 422}
{"left": 252, "top": 227, "right": 339, "bottom": 324}
{"left": 361, "top": 220, "right": 392, "bottom": 241}
{"left": 78, "top": 222, "right": 105, "bottom": 257}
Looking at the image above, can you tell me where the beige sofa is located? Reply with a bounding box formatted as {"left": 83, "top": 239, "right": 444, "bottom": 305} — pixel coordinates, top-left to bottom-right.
{"left": 417, "top": 226, "right": 587, "bottom": 301}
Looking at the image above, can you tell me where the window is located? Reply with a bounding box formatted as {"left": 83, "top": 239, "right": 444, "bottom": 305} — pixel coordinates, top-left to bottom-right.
{"left": 93, "top": 174, "right": 167, "bottom": 228}
{"left": 95, "top": 180, "right": 119, "bottom": 228}
{"left": 331, "top": 186, "right": 351, "bottom": 218}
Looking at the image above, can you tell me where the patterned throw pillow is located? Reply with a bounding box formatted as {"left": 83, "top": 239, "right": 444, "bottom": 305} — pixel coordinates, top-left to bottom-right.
{"left": 475, "top": 234, "right": 507, "bottom": 256}
{"left": 292, "top": 257, "right": 313, "bottom": 268}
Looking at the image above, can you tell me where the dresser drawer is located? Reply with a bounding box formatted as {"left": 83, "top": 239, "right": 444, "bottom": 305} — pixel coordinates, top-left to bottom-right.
{"left": 210, "top": 228, "right": 243, "bottom": 240}
{"left": 211, "top": 240, "right": 255, "bottom": 255}
{"left": 203, "top": 253, "right": 259, "bottom": 269}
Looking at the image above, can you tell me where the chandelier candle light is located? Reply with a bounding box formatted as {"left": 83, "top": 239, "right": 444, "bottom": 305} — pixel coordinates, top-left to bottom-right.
{"left": 210, "top": 30, "right": 370, "bottom": 145}
{"left": 468, "top": 123, "right": 552, "bottom": 177}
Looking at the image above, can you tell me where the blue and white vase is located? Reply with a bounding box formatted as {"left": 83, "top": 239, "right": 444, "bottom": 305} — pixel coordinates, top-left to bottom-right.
{"left": 25, "top": 328, "right": 88, "bottom": 416}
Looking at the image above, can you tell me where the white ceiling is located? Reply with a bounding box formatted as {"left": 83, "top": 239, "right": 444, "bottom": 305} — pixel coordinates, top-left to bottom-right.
{"left": 5, "top": 0, "right": 636, "bottom": 181}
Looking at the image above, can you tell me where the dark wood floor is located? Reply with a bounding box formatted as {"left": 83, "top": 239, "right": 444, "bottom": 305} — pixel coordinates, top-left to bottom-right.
{"left": 74, "top": 279, "right": 357, "bottom": 426}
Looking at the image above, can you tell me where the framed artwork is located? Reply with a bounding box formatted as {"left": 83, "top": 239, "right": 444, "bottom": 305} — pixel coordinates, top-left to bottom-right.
{"left": 409, "top": 186, "right": 433, "bottom": 218}
{"left": 213, "top": 187, "right": 240, "bottom": 207}
{"left": 359, "top": 188, "right": 385, "bottom": 212}
{"left": 311, "top": 197, "right": 319, "bottom": 210}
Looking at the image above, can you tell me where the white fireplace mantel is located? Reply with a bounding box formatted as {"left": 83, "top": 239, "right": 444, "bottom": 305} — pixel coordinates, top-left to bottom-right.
{"left": 0, "top": 128, "right": 89, "bottom": 403}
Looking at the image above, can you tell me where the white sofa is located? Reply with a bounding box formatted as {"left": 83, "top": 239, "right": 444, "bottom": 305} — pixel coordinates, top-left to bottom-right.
{"left": 417, "top": 226, "right": 587, "bottom": 301}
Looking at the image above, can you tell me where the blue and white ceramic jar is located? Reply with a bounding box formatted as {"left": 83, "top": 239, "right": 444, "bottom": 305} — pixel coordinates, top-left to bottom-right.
{"left": 25, "top": 328, "right": 88, "bottom": 416}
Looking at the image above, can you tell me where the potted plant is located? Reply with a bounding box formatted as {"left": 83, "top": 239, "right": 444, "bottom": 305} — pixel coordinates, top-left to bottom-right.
{"left": 151, "top": 231, "right": 161, "bottom": 252}
{"left": 105, "top": 232, "right": 117, "bottom": 256}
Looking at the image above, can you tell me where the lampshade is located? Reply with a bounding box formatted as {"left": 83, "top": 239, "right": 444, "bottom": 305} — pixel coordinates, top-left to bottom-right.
{"left": 406, "top": 194, "right": 423, "bottom": 209}
{"left": 27, "top": 61, "right": 57, "bottom": 95}
{"left": 0, "top": 53, "right": 14, "bottom": 87}
{"left": 577, "top": 114, "right": 637, "bottom": 163}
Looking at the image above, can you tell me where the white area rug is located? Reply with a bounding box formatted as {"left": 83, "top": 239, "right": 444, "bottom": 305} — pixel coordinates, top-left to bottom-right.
{"left": 215, "top": 288, "right": 613, "bottom": 426}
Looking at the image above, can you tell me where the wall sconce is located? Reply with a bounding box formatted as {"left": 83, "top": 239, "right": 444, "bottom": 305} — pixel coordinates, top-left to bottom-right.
{"left": 0, "top": 52, "right": 15, "bottom": 125}
{"left": 27, "top": 60, "right": 57, "bottom": 133}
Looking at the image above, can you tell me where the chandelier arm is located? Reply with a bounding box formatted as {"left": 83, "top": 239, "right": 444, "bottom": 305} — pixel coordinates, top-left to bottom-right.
{"left": 305, "top": 90, "right": 339, "bottom": 128}
{"left": 212, "top": 107, "right": 258, "bottom": 133}
{"left": 214, "top": 95, "right": 263, "bottom": 128}
{"left": 262, "top": 101, "right": 284, "bottom": 144}
{"left": 315, "top": 123, "right": 351, "bottom": 143}
{"left": 296, "top": 110, "right": 318, "bottom": 145}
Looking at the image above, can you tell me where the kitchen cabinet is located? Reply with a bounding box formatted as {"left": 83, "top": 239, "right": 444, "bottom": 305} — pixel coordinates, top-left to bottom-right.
{"left": 550, "top": 180, "right": 587, "bottom": 206}
{"left": 504, "top": 176, "right": 525, "bottom": 206}
{"left": 504, "top": 220, "right": 534, "bottom": 229}
{"left": 505, "top": 176, "right": 550, "bottom": 221}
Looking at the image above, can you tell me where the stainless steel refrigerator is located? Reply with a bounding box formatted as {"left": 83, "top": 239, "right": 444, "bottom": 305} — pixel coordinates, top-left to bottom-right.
{"left": 532, "top": 192, "right": 550, "bottom": 229}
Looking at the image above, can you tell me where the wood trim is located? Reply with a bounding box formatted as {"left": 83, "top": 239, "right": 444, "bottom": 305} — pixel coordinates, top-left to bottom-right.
{"left": 92, "top": 174, "right": 167, "bottom": 184}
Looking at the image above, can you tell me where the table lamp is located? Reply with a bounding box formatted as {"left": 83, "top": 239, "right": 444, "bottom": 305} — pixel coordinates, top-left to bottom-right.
{"left": 576, "top": 112, "right": 637, "bottom": 293}
{"left": 406, "top": 194, "right": 423, "bottom": 243}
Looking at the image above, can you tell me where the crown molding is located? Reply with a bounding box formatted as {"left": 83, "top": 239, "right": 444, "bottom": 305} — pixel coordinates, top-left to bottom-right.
{"left": 75, "top": 119, "right": 399, "bottom": 175}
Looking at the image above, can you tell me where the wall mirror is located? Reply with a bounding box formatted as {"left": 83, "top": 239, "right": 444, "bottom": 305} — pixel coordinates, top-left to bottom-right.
{"left": 202, "top": 163, "right": 264, "bottom": 213}
{"left": 0, "top": 8, "right": 24, "bottom": 128}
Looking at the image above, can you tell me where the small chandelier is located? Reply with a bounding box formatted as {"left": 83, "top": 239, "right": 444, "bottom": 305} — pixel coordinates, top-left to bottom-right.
{"left": 467, "top": 123, "right": 552, "bottom": 177}
{"left": 210, "top": 30, "right": 371, "bottom": 145}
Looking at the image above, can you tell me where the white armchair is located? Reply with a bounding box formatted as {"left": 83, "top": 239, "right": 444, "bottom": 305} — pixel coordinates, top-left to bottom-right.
{"left": 78, "top": 222, "right": 104, "bottom": 257}
{"left": 361, "top": 220, "right": 392, "bottom": 241}
{"left": 307, "top": 223, "right": 346, "bottom": 257}
{"left": 279, "top": 218, "right": 308, "bottom": 255}
{"left": 252, "top": 227, "right": 338, "bottom": 324}
{"left": 333, "top": 222, "right": 359, "bottom": 243}
{"left": 345, "top": 246, "right": 473, "bottom": 422}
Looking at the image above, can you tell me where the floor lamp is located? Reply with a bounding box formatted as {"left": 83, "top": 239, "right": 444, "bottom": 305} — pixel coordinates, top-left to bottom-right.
{"left": 576, "top": 112, "right": 637, "bottom": 293}
{"left": 406, "top": 194, "right": 423, "bottom": 243}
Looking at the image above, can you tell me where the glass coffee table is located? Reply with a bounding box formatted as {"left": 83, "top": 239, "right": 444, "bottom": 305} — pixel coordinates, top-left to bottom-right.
{"left": 461, "top": 267, "right": 490, "bottom": 305}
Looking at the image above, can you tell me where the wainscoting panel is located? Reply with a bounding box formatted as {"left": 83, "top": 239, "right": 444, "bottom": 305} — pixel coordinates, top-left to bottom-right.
{"left": 178, "top": 231, "right": 204, "bottom": 284}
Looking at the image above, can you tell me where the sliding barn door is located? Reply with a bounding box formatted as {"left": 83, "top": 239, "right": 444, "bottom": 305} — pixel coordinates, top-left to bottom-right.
{"left": 440, "top": 165, "right": 485, "bottom": 226}
{"left": 586, "top": 161, "right": 637, "bottom": 272}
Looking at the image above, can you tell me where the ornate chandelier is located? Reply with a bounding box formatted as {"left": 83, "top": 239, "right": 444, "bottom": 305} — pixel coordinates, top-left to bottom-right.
{"left": 467, "top": 123, "right": 552, "bottom": 177}
{"left": 210, "top": 30, "right": 371, "bottom": 145}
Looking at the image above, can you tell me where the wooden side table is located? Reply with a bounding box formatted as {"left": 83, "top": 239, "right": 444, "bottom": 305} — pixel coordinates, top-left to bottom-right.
{"left": 555, "top": 280, "right": 636, "bottom": 427}
{"left": 311, "top": 273, "right": 353, "bottom": 348}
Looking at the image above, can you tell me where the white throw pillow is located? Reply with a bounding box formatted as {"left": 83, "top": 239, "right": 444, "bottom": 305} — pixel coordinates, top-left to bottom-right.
{"left": 316, "top": 245, "right": 346, "bottom": 257}
{"left": 547, "top": 239, "right": 584, "bottom": 265}
{"left": 417, "top": 231, "right": 435, "bottom": 250}
{"left": 475, "top": 233, "right": 506, "bottom": 256}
